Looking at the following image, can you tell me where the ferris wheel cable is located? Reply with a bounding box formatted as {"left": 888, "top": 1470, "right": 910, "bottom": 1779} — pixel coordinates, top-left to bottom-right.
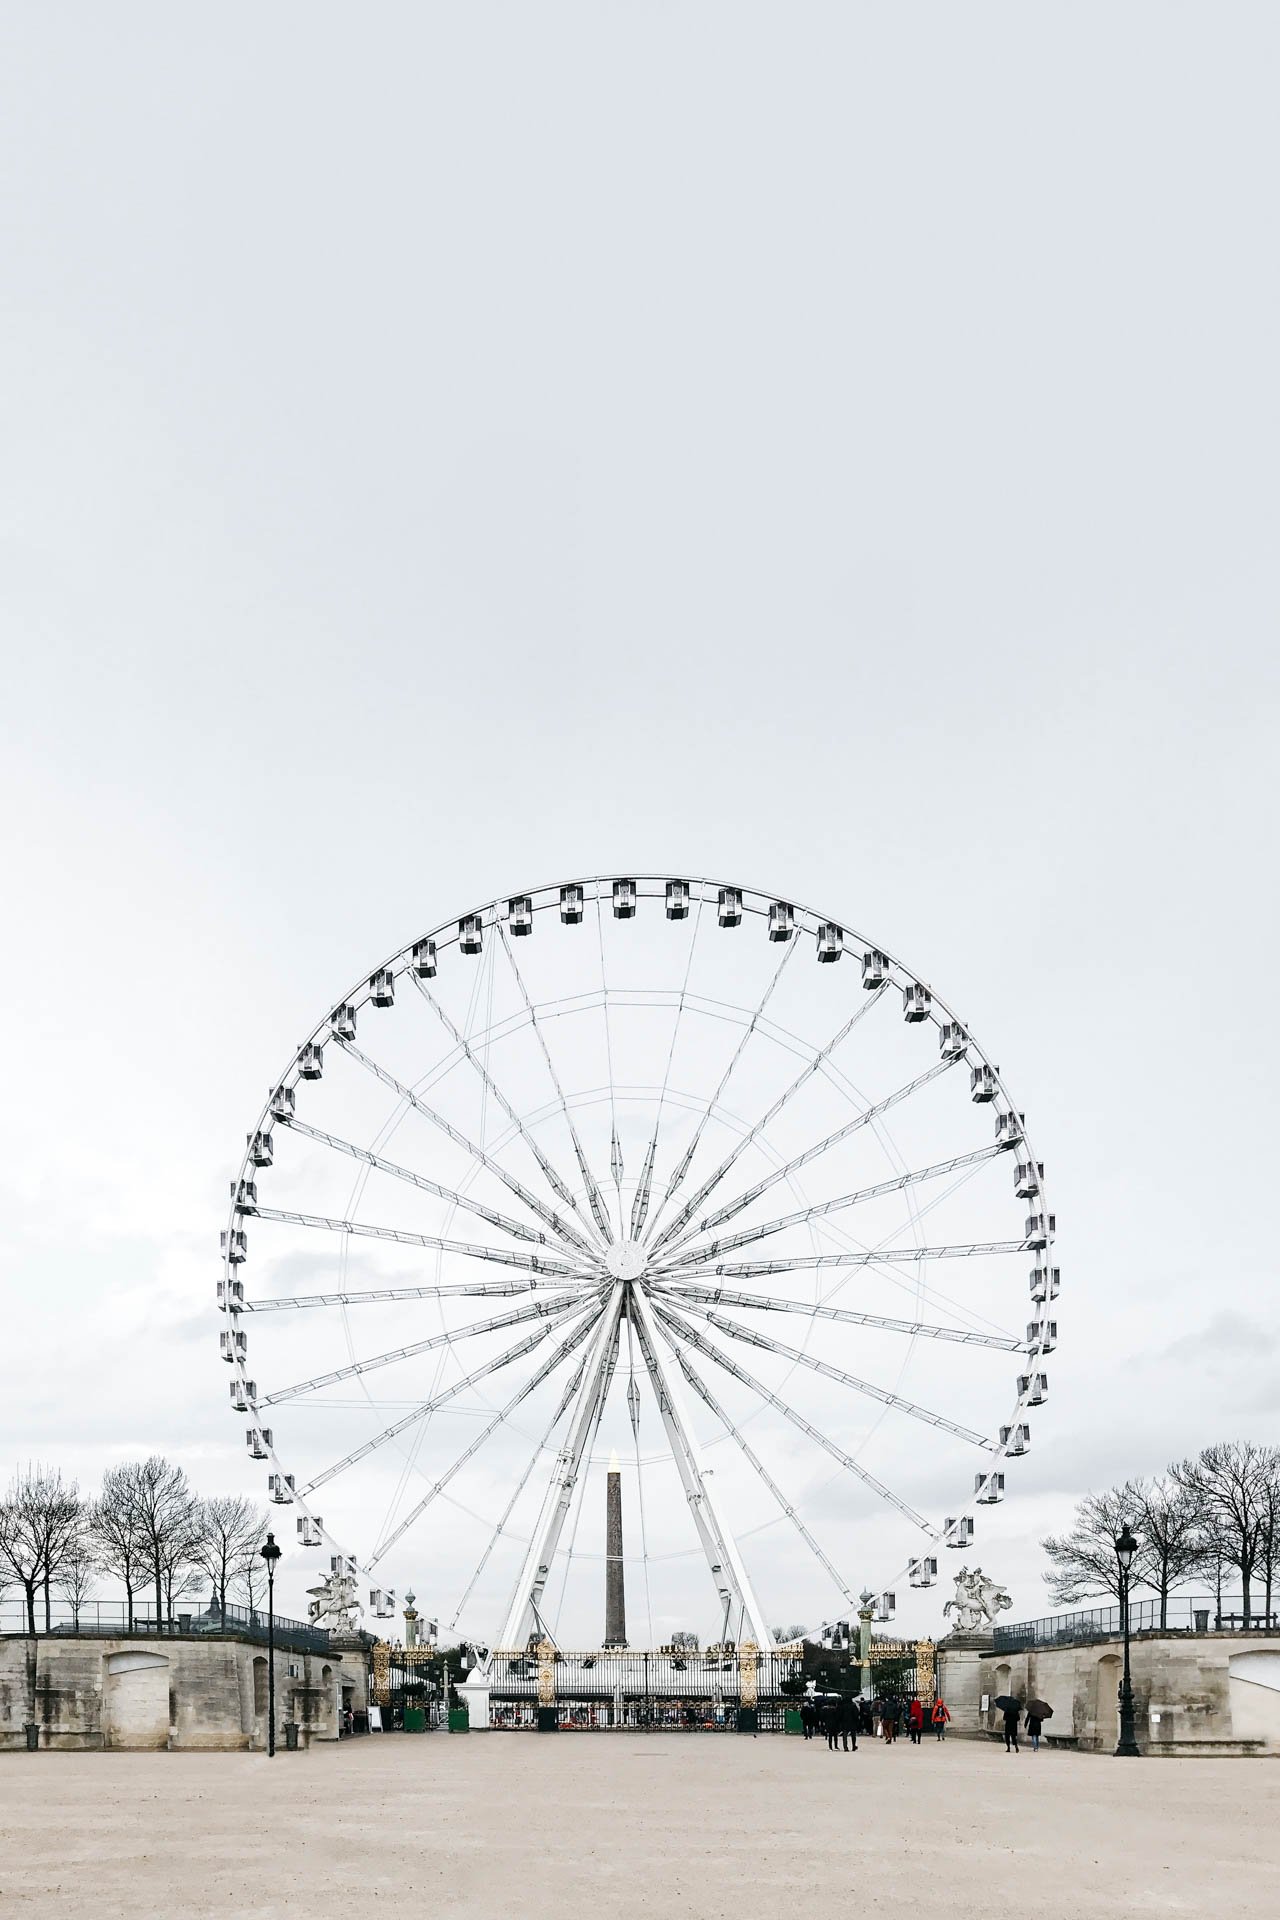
{"left": 303, "top": 1305, "right": 606, "bottom": 1493}
{"left": 445, "top": 1349, "right": 594, "bottom": 1635}
{"left": 629, "top": 891, "right": 706, "bottom": 1240}
{"left": 240, "top": 1278, "right": 576, "bottom": 1313}
{"left": 669, "top": 1299, "right": 995, "bottom": 1450}
{"left": 369, "top": 1308, "right": 607, "bottom": 1565}
{"left": 261, "top": 1290, "right": 597, "bottom": 1407}
{"left": 664, "top": 1336, "right": 862, "bottom": 1613}
{"left": 651, "top": 1280, "right": 1024, "bottom": 1351}
{"left": 496, "top": 921, "right": 613, "bottom": 1242}
{"left": 652, "top": 1302, "right": 932, "bottom": 1533}
{"left": 277, "top": 1114, "right": 581, "bottom": 1253}
{"left": 250, "top": 1206, "right": 591, "bottom": 1278}
{"left": 332, "top": 1036, "right": 595, "bottom": 1259}
{"left": 670, "top": 1056, "right": 960, "bottom": 1251}
{"left": 408, "top": 970, "right": 601, "bottom": 1248}
{"left": 651, "top": 1142, "right": 1006, "bottom": 1272}
{"left": 642, "top": 935, "right": 804, "bottom": 1253}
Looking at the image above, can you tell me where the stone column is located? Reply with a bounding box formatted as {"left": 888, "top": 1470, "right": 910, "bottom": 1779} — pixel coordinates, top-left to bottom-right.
{"left": 604, "top": 1460, "right": 627, "bottom": 1647}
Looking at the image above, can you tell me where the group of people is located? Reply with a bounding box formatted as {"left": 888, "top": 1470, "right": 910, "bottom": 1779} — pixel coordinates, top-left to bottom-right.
{"left": 798, "top": 1693, "right": 952, "bottom": 1749}
{"left": 1000, "top": 1702, "right": 1045, "bottom": 1753}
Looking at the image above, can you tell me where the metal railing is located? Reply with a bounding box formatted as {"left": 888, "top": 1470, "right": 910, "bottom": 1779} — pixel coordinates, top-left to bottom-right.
{"left": 993, "top": 1595, "right": 1279, "bottom": 1651}
{"left": 0, "top": 1597, "right": 332, "bottom": 1656}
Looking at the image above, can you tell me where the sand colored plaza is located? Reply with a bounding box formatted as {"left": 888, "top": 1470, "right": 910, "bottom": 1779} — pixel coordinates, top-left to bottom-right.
{"left": 2, "top": 1733, "right": 1275, "bottom": 1919}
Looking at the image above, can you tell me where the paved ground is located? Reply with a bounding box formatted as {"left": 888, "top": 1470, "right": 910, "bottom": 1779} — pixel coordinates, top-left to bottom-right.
{"left": 1, "top": 1733, "right": 1275, "bottom": 1918}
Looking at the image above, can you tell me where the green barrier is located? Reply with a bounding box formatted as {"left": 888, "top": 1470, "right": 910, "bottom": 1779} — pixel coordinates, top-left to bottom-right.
{"left": 784, "top": 1709, "right": 803, "bottom": 1736}
{"left": 403, "top": 1707, "right": 426, "bottom": 1733}
{"left": 448, "top": 1706, "right": 470, "bottom": 1733}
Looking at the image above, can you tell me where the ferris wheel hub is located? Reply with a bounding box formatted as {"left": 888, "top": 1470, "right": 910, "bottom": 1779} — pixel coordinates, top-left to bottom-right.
{"left": 603, "top": 1240, "right": 646, "bottom": 1283}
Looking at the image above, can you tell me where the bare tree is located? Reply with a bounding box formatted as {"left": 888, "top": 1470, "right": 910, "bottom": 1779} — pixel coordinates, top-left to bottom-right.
{"left": 1259, "top": 1453, "right": 1280, "bottom": 1624}
{"left": 124, "top": 1456, "right": 201, "bottom": 1625}
{"left": 0, "top": 1466, "right": 84, "bottom": 1634}
{"left": 193, "top": 1495, "right": 267, "bottom": 1621}
{"left": 59, "top": 1537, "right": 99, "bottom": 1629}
{"left": 92, "top": 1466, "right": 150, "bottom": 1630}
{"left": 1133, "top": 1475, "right": 1203, "bottom": 1629}
{"left": 1173, "top": 1443, "right": 1275, "bottom": 1624}
{"left": 1040, "top": 1482, "right": 1144, "bottom": 1607}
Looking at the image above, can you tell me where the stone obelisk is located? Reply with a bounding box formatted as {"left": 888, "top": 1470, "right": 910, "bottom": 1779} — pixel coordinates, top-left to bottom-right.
{"left": 604, "top": 1449, "right": 627, "bottom": 1647}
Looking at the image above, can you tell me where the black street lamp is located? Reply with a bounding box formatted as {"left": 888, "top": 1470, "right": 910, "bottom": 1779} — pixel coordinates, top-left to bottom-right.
{"left": 1114, "top": 1522, "right": 1140, "bottom": 1757}
{"left": 259, "top": 1532, "right": 282, "bottom": 1758}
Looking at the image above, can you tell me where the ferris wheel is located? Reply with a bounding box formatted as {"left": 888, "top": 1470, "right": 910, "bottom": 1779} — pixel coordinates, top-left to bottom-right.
{"left": 219, "top": 876, "right": 1057, "bottom": 1647}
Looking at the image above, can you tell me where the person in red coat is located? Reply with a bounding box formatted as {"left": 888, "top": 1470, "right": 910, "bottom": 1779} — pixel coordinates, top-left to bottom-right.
{"left": 908, "top": 1697, "right": 925, "bottom": 1745}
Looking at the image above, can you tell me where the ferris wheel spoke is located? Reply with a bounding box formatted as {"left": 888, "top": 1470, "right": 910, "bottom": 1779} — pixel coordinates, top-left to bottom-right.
{"left": 628, "top": 890, "right": 706, "bottom": 1239}
{"left": 445, "top": 1346, "right": 593, "bottom": 1637}
{"left": 262, "top": 1290, "right": 597, "bottom": 1406}
{"left": 670, "top": 1298, "right": 994, "bottom": 1449}
{"left": 497, "top": 1285, "right": 627, "bottom": 1647}
{"left": 303, "top": 1303, "right": 605, "bottom": 1494}
{"left": 665, "top": 1057, "right": 959, "bottom": 1254}
{"left": 652, "top": 1301, "right": 932, "bottom": 1533}
{"left": 251, "top": 1205, "right": 591, "bottom": 1278}
{"left": 663, "top": 1239, "right": 1025, "bottom": 1281}
{"left": 654, "top": 1280, "right": 1024, "bottom": 1350}
{"left": 409, "top": 970, "right": 602, "bottom": 1247}
{"left": 369, "top": 1307, "right": 606, "bottom": 1565}
{"left": 281, "top": 1114, "right": 572, "bottom": 1251}
{"left": 663, "top": 1334, "right": 862, "bottom": 1612}
{"left": 594, "top": 891, "right": 626, "bottom": 1239}
{"left": 643, "top": 936, "right": 806, "bottom": 1252}
{"left": 496, "top": 922, "right": 614, "bottom": 1241}
{"left": 243, "top": 1278, "right": 571, "bottom": 1313}
{"left": 653, "top": 1143, "right": 1005, "bottom": 1271}
{"left": 333, "top": 1037, "right": 595, "bottom": 1257}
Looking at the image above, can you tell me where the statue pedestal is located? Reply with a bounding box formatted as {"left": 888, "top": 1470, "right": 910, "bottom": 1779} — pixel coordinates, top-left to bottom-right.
{"left": 456, "top": 1670, "right": 491, "bottom": 1730}
{"left": 936, "top": 1632, "right": 995, "bottom": 1738}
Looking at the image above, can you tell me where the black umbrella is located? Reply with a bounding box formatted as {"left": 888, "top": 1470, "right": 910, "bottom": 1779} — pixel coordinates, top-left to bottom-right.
{"left": 1025, "top": 1699, "right": 1053, "bottom": 1719}
{"left": 993, "top": 1694, "right": 1020, "bottom": 1712}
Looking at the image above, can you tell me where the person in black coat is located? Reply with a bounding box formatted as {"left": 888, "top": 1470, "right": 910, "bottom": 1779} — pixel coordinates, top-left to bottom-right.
{"left": 825, "top": 1699, "right": 842, "bottom": 1751}
{"left": 799, "top": 1698, "right": 815, "bottom": 1741}
{"left": 838, "top": 1694, "right": 859, "bottom": 1752}
{"left": 1003, "top": 1702, "right": 1021, "bottom": 1752}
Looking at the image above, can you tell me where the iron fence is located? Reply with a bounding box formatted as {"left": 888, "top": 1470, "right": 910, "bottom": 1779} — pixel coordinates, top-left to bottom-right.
{"left": 993, "top": 1594, "right": 1278, "bottom": 1651}
{"left": 0, "top": 1597, "right": 332, "bottom": 1656}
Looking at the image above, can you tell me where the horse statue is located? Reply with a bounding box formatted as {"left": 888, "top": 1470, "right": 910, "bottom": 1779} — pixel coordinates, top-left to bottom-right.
{"left": 943, "top": 1565, "right": 1012, "bottom": 1633}
{"left": 306, "top": 1568, "right": 363, "bottom": 1633}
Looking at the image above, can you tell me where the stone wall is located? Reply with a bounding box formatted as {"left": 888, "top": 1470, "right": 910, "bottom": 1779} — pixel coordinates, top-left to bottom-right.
{"left": 937, "top": 1631, "right": 1280, "bottom": 1756}
{"left": 0, "top": 1634, "right": 369, "bottom": 1752}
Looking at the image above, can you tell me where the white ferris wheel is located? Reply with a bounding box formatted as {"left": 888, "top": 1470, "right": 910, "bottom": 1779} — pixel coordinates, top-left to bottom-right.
{"left": 219, "top": 876, "right": 1057, "bottom": 1647}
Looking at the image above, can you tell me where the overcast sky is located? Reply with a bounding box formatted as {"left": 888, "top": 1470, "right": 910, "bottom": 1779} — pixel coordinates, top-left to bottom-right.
{"left": 2, "top": 5, "right": 1277, "bottom": 1636}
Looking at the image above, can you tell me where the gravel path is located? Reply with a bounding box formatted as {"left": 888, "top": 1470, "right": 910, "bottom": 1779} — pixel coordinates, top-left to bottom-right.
{"left": 1, "top": 1733, "right": 1274, "bottom": 1917}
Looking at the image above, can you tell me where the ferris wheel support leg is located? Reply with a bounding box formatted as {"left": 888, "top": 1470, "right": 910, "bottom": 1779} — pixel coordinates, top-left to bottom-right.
{"left": 495, "top": 1287, "right": 624, "bottom": 1650}
{"left": 628, "top": 1284, "right": 774, "bottom": 1649}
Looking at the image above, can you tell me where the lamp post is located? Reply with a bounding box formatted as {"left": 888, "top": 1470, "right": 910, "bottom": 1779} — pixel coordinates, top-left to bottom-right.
{"left": 1114, "top": 1523, "right": 1140, "bottom": 1757}
{"left": 260, "top": 1531, "right": 282, "bottom": 1757}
